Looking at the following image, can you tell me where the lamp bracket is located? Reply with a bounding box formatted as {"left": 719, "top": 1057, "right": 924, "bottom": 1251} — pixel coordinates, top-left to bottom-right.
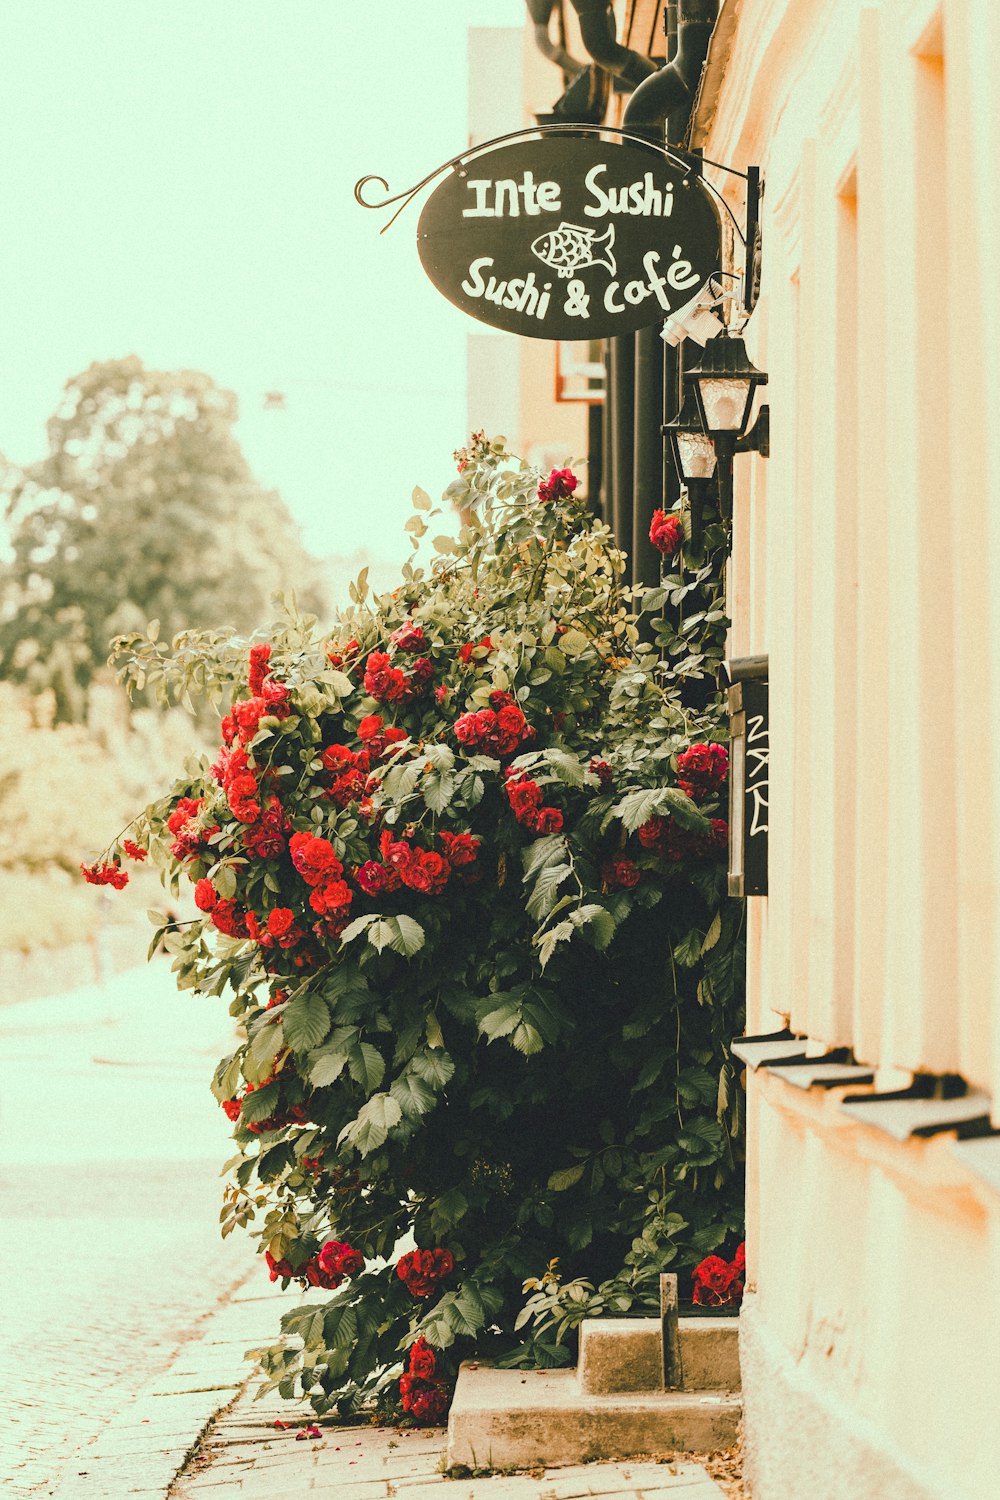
{"left": 735, "top": 405, "right": 770, "bottom": 459}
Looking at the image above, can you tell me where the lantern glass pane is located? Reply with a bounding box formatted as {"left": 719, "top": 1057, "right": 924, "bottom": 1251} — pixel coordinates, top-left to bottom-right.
{"left": 677, "top": 430, "right": 717, "bottom": 479}
{"left": 698, "top": 376, "right": 752, "bottom": 433}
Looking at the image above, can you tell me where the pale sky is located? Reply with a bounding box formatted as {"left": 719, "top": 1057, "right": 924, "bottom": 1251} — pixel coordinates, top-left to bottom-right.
{"left": 0, "top": 1, "right": 527, "bottom": 584}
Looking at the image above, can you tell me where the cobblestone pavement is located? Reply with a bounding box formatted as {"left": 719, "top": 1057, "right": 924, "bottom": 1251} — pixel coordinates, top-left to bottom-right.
{"left": 0, "top": 960, "right": 264, "bottom": 1498}
{"left": 170, "top": 1376, "right": 730, "bottom": 1500}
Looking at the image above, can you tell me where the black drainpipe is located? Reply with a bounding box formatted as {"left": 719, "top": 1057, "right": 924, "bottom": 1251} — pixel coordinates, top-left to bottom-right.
{"left": 624, "top": 0, "right": 717, "bottom": 135}
{"left": 525, "top": 0, "right": 587, "bottom": 78}
{"left": 567, "top": 0, "right": 658, "bottom": 89}
{"left": 620, "top": 0, "right": 718, "bottom": 594}
{"left": 609, "top": 331, "right": 635, "bottom": 560}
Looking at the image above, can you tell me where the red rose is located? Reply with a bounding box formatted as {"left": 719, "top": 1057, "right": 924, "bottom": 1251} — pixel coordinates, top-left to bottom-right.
{"left": 733, "top": 1242, "right": 746, "bottom": 1278}
{"left": 537, "top": 467, "right": 578, "bottom": 503}
{"left": 265, "top": 1250, "right": 294, "bottom": 1282}
{"left": 400, "top": 1372, "right": 449, "bottom": 1423}
{"left": 453, "top": 712, "right": 480, "bottom": 744}
{"left": 222, "top": 1097, "right": 242, "bottom": 1121}
{"left": 80, "top": 860, "right": 129, "bottom": 890}
{"left": 692, "top": 1254, "right": 737, "bottom": 1307}
{"left": 289, "top": 831, "right": 343, "bottom": 886}
{"left": 401, "top": 849, "right": 450, "bottom": 895}
{"left": 396, "top": 1247, "right": 454, "bottom": 1297}
{"left": 211, "top": 899, "right": 248, "bottom": 938}
{"left": 601, "top": 857, "right": 640, "bottom": 890}
{"left": 267, "top": 908, "right": 295, "bottom": 937}
{"left": 354, "top": 861, "right": 399, "bottom": 896}
{"left": 408, "top": 1336, "right": 437, "bottom": 1379}
{"left": 248, "top": 643, "right": 272, "bottom": 696}
{"left": 243, "top": 796, "right": 290, "bottom": 859}
{"left": 589, "top": 758, "right": 614, "bottom": 790}
{"left": 438, "top": 831, "right": 479, "bottom": 866}
{"left": 382, "top": 837, "right": 417, "bottom": 875}
{"left": 122, "top": 839, "right": 147, "bottom": 862}
{"left": 318, "top": 1239, "right": 364, "bottom": 1282}
{"left": 457, "top": 635, "right": 495, "bottom": 664}
{"left": 649, "top": 509, "right": 684, "bottom": 556}
{"left": 533, "top": 808, "right": 564, "bottom": 835}
{"left": 167, "top": 796, "right": 204, "bottom": 835}
{"left": 358, "top": 714, "right": 384, "bottom": 742}
{"left": 194, "top": 878, "right": 217, "bottom": 912}
{"left": 505, "top": 775, "right": 542, "bottom": 821}
{"left": 309, "top": 878, "right": 353, "bottom": 915}
{"left": 390, "top": 621, "right": 427, "bottom": 652}
{"left": 676, "top": 743, "right": 729, "bottom": 800}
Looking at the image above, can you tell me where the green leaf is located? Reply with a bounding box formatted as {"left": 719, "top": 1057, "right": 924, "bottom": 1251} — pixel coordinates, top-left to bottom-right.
{"left": 388, "top": 915, "right": 425, "bottom": 957}
{"left": 306, "top": 1044, "right": 349, "bottom": 1088}
{"left": 212, "top": 1053, "right": 242, "bottom": 1103}
{"left": 283, "top": 992, "right": 331, "bottom": 1051}
{"left": 527, "top": 862, "right": 572, "bottom": 921}
{"left": 511, "top": 1021, "right": 545, "bottom": 1055}
{"left": 548, "top": 1162, "right": 586, "bottom": 1192}
{"left": 656, "top": 786, "right": 710, "bottom": 832}
{"left": 339, "top": 1092, "right": 403, "bottom": 1155}
{"left": 340, "top": 914, "right": 377, "bottom": 945}
{"left": 701, "top": 912, "right": 722, "bottom": 955}
{"left": 244, "top": 1022, "right": 284, "bottom": 1084}
{"left": 240, "top": 1083, "right": 279, "bottom": 1123}
{"left": 390, "top": 1070, "right": 436, "bottom": 1117}
{"left": 522, "top": 834, "right": 568, "bottom": 882}
{"left": 410, "top": 1047, "right": 455, "bottom": 1088}
{"left": 479, "top": 999, "right": 521, "bottom": 1041}
{"left": 673, "top": 929, "right": 703, "bottom": 969}
{"left": 215, "top": 864, "right": 237, "bottom": 899}
{"left": 412, "top": 485, "right": 433, "bottom": 511}
{"left": 570, "top": 904, "right": 617, "bottom": 951}
{"left": 348, "top": 1041, "right": 386, "bottom": 1093}
{"left": 537, "top": 919, "right": 574, "bottom": 970}
{"left": 559, "top": 627, "right": 591, "bottom": 657}
{"left": 610, "top": 786, "right": 709, "bottom": 835}
{"left": 545, "top": 749, "right": 586, "bottom": 787}
{"left": 423, "top": 771, "right": 456, "bottom": 814}
{"left": 325, "top": 1303, "right": 358, "bottom": 1351}
{"left": 368, "top": 919, "right": 395, "bottom": 954}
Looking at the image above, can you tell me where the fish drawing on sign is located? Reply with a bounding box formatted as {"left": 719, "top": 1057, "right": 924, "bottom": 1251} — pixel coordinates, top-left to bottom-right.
{"left": 530, "top": 221, "right": 617, "bottom": 280}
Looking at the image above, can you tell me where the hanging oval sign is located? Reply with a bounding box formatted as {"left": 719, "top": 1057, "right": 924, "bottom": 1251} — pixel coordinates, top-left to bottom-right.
{"left": 416, "top": 133, "right": 721, "bottom": 342}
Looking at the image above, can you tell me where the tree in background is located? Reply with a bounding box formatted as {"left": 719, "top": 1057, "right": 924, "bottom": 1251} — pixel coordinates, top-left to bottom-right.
{"left": 0, "top": 357, "right": 327, "bottom": 720}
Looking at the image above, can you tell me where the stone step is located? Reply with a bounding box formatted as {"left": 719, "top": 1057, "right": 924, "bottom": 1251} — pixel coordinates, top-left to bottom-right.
{"left": 446, "top": 1364, "right": 741, "bottom": 1471}
{"left": 578, "top": 1316, "right": 741, "bottom": 1394}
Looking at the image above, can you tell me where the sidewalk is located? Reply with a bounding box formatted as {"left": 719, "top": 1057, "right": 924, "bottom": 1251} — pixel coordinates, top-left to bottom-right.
{"left": 46, "top": 1271, "right": 740, "bottom": 1500}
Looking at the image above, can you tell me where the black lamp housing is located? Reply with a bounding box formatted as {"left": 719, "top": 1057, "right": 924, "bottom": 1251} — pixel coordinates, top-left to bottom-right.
{"left": 663, "top": 386, "right": 717, "bottom": 551}
{"left": 683, "top": 329, "right": 768, "bottom": 438}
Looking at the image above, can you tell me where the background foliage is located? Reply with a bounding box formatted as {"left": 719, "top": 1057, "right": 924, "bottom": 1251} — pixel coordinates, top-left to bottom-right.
{"left": 109, "top": 440, "right": 744, "bottom": 1417}
{"left": 0, "top": 357, "right": 326, "bottom": 721}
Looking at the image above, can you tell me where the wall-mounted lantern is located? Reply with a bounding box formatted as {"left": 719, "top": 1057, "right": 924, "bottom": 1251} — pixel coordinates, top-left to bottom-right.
{"left": 663, "top": 386, "right": 717, "bottom": 550}
{"left": 723, "top": 654, "right": 769, "bottom": 897}
{"left": 664, "top": 327, "right": 769, "bottom": 521}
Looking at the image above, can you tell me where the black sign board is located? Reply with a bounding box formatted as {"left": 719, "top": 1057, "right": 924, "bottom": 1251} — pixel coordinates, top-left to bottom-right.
{"left": 416, "top": 134, "right": 720, "bottom": 342}
{"left": 727, "top": 674, "right": 768, "bottom": 898}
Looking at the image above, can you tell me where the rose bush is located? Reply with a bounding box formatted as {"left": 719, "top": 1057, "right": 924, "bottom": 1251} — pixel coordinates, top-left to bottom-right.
{"left": 101, "top": 439, "right": 744, "bottom": 1420}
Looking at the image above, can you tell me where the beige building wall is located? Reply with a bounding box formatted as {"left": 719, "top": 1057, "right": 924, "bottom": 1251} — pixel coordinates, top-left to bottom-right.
{"left": 693, "top": 0, "right": 1000, "bottom": 1496}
